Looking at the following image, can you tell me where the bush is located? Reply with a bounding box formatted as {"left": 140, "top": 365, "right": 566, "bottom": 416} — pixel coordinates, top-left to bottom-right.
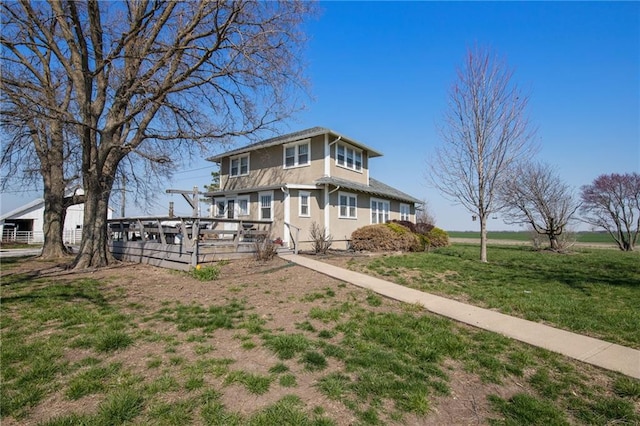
{"left": 388, "top": 220, "right": 434, "bottom": 235}
{"left": 423, "top": 227, "right": 449, "bottom": 249}
{"left": 350, "top": 222, "right": 449, "bottom": 253}
{"left": 255, "top": 236, "right": 278, "bottom": 261}
{"left": 350, "top": 224, "right": 419, "bottom": 252}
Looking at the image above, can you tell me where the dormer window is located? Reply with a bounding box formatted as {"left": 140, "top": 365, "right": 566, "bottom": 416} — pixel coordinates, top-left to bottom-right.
{"left": 283, "top": 140, "right": 310, "bottom": 169}
{"left": 336, "top": 143, "right": 362, "bottom": 172}
{"left": 230, "top": 154, "right": 249, "bottom": 177}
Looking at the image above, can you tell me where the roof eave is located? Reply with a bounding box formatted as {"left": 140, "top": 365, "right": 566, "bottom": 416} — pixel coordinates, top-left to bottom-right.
{"left": 206, "top": 127, "right": 383, "bottom": 162}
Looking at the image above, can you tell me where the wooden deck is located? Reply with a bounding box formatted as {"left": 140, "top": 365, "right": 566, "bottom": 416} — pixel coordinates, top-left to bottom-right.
{"left": 108, "top": 217, "right": 272, "bottom": 271}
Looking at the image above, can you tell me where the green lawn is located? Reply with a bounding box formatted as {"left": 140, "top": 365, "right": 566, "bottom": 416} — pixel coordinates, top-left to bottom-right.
{"left": 1, "top": 256, "right": 638, "bottom": 425}
{"left": 447, "top": 231, "right": 617, "bottom": 244}
{"left": 358, "top": 245, "right": 640, "bottom": 348}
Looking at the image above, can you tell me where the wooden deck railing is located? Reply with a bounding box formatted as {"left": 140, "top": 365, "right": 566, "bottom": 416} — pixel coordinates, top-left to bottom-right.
{"left": 108, "top": 217, "right": 272, "bottom": 270}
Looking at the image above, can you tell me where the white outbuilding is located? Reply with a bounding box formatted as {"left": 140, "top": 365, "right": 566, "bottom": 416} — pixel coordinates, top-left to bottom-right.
{"left": 0, "top": 189, "right": 113, "bottom": 244}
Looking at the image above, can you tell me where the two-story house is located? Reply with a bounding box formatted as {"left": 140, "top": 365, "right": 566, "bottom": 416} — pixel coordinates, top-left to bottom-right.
{"left": 205, "top": 127, "right": 420, "bottom": 250}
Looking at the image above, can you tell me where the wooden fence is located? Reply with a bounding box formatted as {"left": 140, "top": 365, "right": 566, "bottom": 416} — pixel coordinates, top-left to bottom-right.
{"left": 108, "top": 217, "right": 272, "bottom": 271}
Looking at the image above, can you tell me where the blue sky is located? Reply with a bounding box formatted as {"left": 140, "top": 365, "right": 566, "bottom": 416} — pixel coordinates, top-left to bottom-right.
{"left": 2, "top": 1, "right": 638, "bottom": 231}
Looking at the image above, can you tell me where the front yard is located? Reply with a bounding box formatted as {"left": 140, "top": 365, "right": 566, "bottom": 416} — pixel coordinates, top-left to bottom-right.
{"left": 1, "top": 250, "right": 638, "bottom": 425}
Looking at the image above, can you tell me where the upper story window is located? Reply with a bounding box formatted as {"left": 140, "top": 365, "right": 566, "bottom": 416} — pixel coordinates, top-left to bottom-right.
{"left": 230, "top": 154, "right": 249, "bottom": 177}
{"left": 283, "top": 140, "right": 310, "bottom": 169}
{"left": 336, "top": 143, "right": 362, "bottom": 172}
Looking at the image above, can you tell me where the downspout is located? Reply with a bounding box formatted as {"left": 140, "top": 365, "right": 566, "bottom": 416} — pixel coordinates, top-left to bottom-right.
{"left": 281, "top": 186, "right": 290, "bottom": 247}
{"left": 323, "top": 134, "right": 342, "bottom": 238}
{"left": 324, "top": 135, "right": 342, "bottom": 177}
{"left": 324, "top": 184, "right": 330, "bottom": 236}
{"left": 324, "top": 184, "right": 341, "bottom": 238}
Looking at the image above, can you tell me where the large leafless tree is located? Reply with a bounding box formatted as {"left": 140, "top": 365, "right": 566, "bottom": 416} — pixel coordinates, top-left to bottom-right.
{"left": 1, "top": 83, "right": 84, "bottom": 257}
{"left": 431, "top": 47, "right": 536, "bottom": 262}
{"left": 580, "top": 173, "right": 640, "bottom": 251}
{"left": 499, "top": 162, "right": 580, "bottom": 250}
{"left": 1, "top": 0, "right": 314, "bottom": 268}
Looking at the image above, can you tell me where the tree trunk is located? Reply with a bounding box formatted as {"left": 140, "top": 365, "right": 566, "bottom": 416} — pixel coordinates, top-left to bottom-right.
{"left": 39, "top": 145, "right": 71, "bottom": 259}
{"left": 479, "top": 215, "right": 488, "bottom": 263}
{"left": 40, "top": 195, "right": 70, "bottom": 258}
{"left": 72, "top": 178, "right": 114, "bottom": 269}
{"left": 548, "top": 234, "right": 559, "bottom": 250}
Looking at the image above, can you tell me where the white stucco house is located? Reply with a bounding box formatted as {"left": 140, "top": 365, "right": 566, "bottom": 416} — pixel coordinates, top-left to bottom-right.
{"left": 0, "top": 189, "right": 113, "bottom": 244}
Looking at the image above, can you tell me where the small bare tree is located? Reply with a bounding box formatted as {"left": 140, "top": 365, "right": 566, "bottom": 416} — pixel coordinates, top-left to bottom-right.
{"left": 500, "top": 162, "right": 580, "bottom": 251}
{"left": 416, "top": 199, "right": 436, "bottom": 225}
{"left": 430, "top": 46, "right": 536, "bottom": 262}
{"left": 580, "top": 173, "right": 640, "bottom": 251}
{"left": 309, "top": 222, "right": 333, "bottom": 254}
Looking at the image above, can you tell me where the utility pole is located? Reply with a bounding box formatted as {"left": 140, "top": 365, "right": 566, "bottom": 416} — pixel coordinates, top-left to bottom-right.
{"left": 121, "top": 175, "right": 126, "bottom": 218}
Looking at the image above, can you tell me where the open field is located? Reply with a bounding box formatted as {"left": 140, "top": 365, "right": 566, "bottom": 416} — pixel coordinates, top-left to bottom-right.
{"left": 447, "top": 231, "right": 617, "bottom": 244}
{"left": 1, "top": 252, "right": 639, "bottom": 425}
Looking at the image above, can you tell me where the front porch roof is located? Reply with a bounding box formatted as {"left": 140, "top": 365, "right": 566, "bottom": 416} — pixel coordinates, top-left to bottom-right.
{"left": 204, "top": 177, "right": 420, "bottom": 205}
{"left": 315, "top": 176, "right": 421, "bottom": 204}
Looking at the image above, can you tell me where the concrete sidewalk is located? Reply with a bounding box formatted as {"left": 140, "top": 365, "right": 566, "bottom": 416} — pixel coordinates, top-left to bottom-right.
{"left": 280, "top": 254, "right": 640, "bottom": 379}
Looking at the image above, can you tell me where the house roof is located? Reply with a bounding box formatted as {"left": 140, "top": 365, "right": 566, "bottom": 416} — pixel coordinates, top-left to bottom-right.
{"left": 204, "top": 176, "right": 421, "bottom": 204}
{"left": 314, "top": 176, "right": 422, "bottom": 204}
{"left": 206, "top": 127, "right": 384, "bottom": 162}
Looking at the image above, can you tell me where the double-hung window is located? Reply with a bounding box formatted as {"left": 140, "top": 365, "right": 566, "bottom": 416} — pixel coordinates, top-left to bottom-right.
{"left": 283, "top": 140, "right": 310, "bottom": 168}
{"left": 400, "top": 203, "right": 410, "bottom": 221}
{"left": 299, "top": 191, "right": 310, "bottom": 217}
{"left": 336, "top": 143, "right": 362, "bottom": 172}
{"left": 259, "top": 191, "right": 273, "bottom": 220}
{"left": 371, "top": 199, "right": 390, "bottom": 224}
{"left": 238, "top": 197, "right": 250, "bottom": 217}
{"left": 230, "top": 154, "right": 249, "bottom": 177}
{"left": 339, "top": 192, "right": 357, "bottom": 219}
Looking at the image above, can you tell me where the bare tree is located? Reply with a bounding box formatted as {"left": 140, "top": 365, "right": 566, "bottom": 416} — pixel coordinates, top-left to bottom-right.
{"left": 1, "top": 1, "right": 315, "bottom": 268}
{"left": 430, "top": 46, "right": 536, "bottom": 262}
{"left": 500, "top": 162, "right": 580, "bottom": 250}
{"left": 416, "top": 199, "right": 436, "bottom": 225}
{"left": 1, "top": 64, "right": 83, "bottom": 258}
{"left": 580, "top": 173, "right": 640, "bottom": 251}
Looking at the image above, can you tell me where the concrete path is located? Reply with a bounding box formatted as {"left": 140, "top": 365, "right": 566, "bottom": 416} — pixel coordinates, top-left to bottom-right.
{"left": 0, "top": 248, "right": 42, "bottom": 258}
{"left": 280, "top": 254, "right": 640, "bottom": 379}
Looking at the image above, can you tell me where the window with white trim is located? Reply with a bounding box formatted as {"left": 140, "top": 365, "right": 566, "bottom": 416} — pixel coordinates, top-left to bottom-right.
{"left": 339, "top": 192, "right": 357, "bottom": 219}
{"left": 238, "top": 197, "right": 250, "bottom": 217}
{"left": 259, "top": 191, "right": 273, "bottom": 220}
{"left": 299, "top": 191, "right": 310, "bottom": 217}
{"left": 400, "top": 203, "right": 410, "bottom": 221}
{"left": 371, "top": 199, "right": 390, "bottom": 224}
{"left": 336, "top": 143, "right": 362, "bottom": 172}
{"left": 283, "top": 140, "right": 310, "bottom": 168}
{"left": 214, "top": 198, "right": 226, "bottom": 217}
{"left": 230, "top": 154, "right": 249, "bottom": 177}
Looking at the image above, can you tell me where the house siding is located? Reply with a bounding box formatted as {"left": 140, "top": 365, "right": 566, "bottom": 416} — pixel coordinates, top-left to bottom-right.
{"left": 208, "top": 128, "right": 419, "bottom": 251}
{"left": 328, "top": 142, "right": 370, "bottom": 185}
{"left": 220, "top": 135, "right": 327, "bottom": 191}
